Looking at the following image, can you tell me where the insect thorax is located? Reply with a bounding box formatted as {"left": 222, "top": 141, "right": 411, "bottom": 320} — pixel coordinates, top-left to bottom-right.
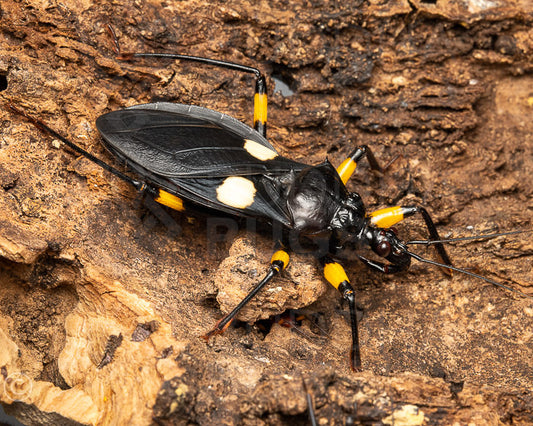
{"left": 286, "top": 161, "right": 367, "bottom": 239}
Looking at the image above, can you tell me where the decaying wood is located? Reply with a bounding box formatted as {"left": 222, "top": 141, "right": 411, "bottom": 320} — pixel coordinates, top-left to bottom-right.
{"left": 0, "top": 0, "right": 532, "bottom": 424}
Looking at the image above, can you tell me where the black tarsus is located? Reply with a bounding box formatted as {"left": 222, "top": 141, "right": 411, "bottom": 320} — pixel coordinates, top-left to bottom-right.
{"left": 338, "top": 280, "right": 361, "bottom": 371}
{"left": 401, "top": 206, "right": 453, "bottom": 273}
{"left": 202, "top": 260, "right": 284, "bottom": 339}
{"left": 106, "top": 24, "right": 263, "bottom": 79}
{"left": 120, "top": 51, "right": 264, "bottom": 80}
{"left": 348, "top": 144, "right": 401, "bottom": 174}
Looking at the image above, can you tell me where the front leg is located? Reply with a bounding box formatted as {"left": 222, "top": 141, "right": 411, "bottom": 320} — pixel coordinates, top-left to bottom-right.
{"left": 369, "top": 205, "right": 452, "bottom": 270}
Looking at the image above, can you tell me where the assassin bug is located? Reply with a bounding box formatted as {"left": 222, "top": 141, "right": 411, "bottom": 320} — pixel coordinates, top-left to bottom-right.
{"left": 7, "top": 35, "right": 531, "bottom": 371}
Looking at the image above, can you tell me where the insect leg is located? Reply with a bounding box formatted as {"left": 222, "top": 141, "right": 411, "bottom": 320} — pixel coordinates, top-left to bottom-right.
{"left": 252, "top": 78, "right": 268, "bottom": 137}
{"left": 369, "top": 205, "right": 452, "bottom": 268}
{"left": 321, "top": 257, "right": 361, "bottom": 371}
{"left": 143, "top": 186, "right": 186, "bottom": 212}
{"left": 108, "top": 27, "right": 269, "bottom": 137}
{"left": 119, "top": 52, "right": 267, "bottom": 136}
{"left": 202, "top": 249, "right": 290, "bottom": 339}
{"left": 7, "top": 103, "right": 189, "bottom": 213}
{"left": 336, "top": 145, "right": 386, "bottom": 185}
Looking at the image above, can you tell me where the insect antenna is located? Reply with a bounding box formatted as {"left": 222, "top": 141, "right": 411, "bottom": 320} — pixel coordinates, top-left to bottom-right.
{"left": 404, "top": 249, "right": 532, "bottom": 299}
{"left": 406, "top": 229, "right": 530, "bottom": 246}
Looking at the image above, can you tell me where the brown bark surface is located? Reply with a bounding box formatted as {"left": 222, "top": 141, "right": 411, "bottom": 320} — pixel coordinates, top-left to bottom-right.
{"left": 0, "top": 1, "right": 532, "bottom": 424}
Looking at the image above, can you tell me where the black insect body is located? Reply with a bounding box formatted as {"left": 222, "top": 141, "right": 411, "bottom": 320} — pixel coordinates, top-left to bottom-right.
{"left": 94, "top": 99, "right": 439, "bottom": 370}
{"left": 8, "top": 48, "right": 529, "bottom": 372}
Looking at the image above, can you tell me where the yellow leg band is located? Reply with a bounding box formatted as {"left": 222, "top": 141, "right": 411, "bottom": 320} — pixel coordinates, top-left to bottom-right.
{"left": 155, "top": 189, "right": 185, "bottom": 211}
{"left": 369, "top": 206, "right": 405, "bottom": 228}
{"left": 253, "top": 93, "right": 268, "bottom": 125}
{"left": 271, "top": 250, "right": 289, "bottom": 270}
{"left": 336, "top": 157, "right": 357, "bottom": 185}
{"left": 323, "top": 262, "right": 349, "bottom": 289}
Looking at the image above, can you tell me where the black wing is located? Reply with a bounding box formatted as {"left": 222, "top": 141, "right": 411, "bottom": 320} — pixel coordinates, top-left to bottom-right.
{"left": 96, "top": 103, "right": 307, "bottom": 226}
{"left": 96, "top": 103, "right": 303, "bottom": 178}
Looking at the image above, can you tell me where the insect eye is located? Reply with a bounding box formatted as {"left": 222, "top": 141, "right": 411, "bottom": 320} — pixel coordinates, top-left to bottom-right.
{"left": 376, "top": 241, "right": 391, "bottom": 257}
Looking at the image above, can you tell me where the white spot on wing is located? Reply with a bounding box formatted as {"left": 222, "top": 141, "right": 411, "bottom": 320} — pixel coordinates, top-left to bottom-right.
{"left": 243, "top": 139, "right": 278, "bottom": 161}
{"left": 216, "top": 177, "right": 256, "bottom": 209}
